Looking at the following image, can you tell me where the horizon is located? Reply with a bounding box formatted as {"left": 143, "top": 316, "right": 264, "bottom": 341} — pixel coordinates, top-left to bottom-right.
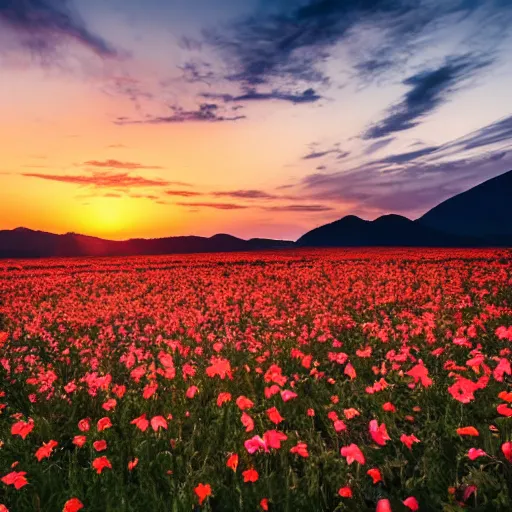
{"left": 2, "top": 1, "right": 512, "bottom": 241}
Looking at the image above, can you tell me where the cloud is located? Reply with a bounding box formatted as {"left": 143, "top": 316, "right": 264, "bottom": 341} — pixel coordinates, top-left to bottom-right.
{"left": 302, "top": 148, "right": 349, "bottom": 160}
{"left": 363, "top": 54, "right": 492, "bottom": 139}
{"left": 165, "top": 189, "right": 203, "bottom": 197}
{"left": 453, "top": 115, "right": 512, "bottom": 152}
{"left": 0, "top": 0, "right": 119, "bottom": 58}
{"left": 204, "top": 0, "right": 509, "bottom": 91}
{"left": 115, "top": 103, "right": 246, "bottom": 125}
{"left": 263, "top": 204, "right": 334, "bottom": 212}
{"left": 83, "top": 159, "right": 163, "bottom": 170}
{"left": 176, "top": 202, "right": 248, "bottom": 210}
{"left": 364, "top": 138, "right": 395, "bottom": 155}
{"left": 22, "top": 171, "right": 171, "bottom": 189}
{"left": 375, "top": 146, "right": 440, "bottom": 165}
{"left": 201, "top": 88, "right": 321, "bottom": 104}
{"left": 212, "top": 189, "right": 277, "bottom": 200}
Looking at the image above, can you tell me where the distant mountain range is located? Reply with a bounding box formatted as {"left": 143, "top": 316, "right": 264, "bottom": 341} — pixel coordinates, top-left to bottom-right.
{"left": 1, "top": 170, "right": 511, "bottom": 258}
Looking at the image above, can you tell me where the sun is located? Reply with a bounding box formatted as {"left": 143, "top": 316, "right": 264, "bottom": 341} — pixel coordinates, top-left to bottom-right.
{"left": 84, "top": 197, "right": 128, "bottom": 237}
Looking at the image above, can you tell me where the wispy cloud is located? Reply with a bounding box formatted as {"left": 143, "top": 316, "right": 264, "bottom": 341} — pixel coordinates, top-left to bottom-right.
{"left": 176, "top": 202, "right": 248, "bottom": 210}
{"left": 211, "top": 189, "right": 277, "bottom": 200}
{"left": 263, "top": 204, "right": 334, "bottom": 212}
{"left": 165, "top": 190, "right": 203, "bottom": 197}
{"left": 201, "top": 88, "right": 321, "bottom": 105}
{"left": 83, "top": 159, "right": 163, "bottom": 170}
{"left": 363, "top": 54, "right": 492, "bottom": 139}
{"left": 0, "top": 0, "right": 120, "bottom": 58}
{"left": 115, "top": 103, "right": 246, "bottom": 125}
{"left": 22, "top": 171, "right": 171, "bottom": 189}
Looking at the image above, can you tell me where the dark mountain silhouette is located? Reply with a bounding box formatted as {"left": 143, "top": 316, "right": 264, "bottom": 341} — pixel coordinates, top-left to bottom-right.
{"left": 0, "top": 228, "right": 293, "bottom": 259}
{"left": 419, "top": 169, "right": 512, "bottom": 240}
{"left": 1, "top": 170, "right": 511, "bottom": 258}
{"left": 297, "top": 214, "right": 478, "bottom": 247}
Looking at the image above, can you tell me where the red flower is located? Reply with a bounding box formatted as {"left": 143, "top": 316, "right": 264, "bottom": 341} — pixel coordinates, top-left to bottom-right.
{"left": 280, "top": 390, "right": 298, "bottom": 402}
{"left": 92, "top": 456, "right": 112, "bottom": 474}
{"left": 217, "top": 392, "right": 232, "bottom": 406}
{"left": 241, "top": 412, "right": 254, "bottom": 432}
{"left": 456, "top": 426, "right": 479, "bottom": 437}
{"left": 340, "top": 444, "right": 365, "bottom": 465}
{"left": 369, "top": 420, "right": 390, "bottom": 446}
{"left": 78, "top": 418, "right": 90, "bottom": 432}
{"left": 263, "top": 430, "right": 288, "bottom": 450}
{"left": 150, "top": 415, "right": 168, "bottom": 432}
{"left": 468, "top": 448, "right": 487, "bottom": 460}
{"left": 266, "top": 407, "right": 284, "bottom": 425}
{"left": 97, "top": 417, "right": 112, "bottom": 432}
{"left": 11, "top": 419, "right": 34, "bottom": 440}
{"left": 497, "top": 404, "right": 512, "bottom": 417}
{"left": 128, "top": 458, "right": 139, "bottom": 471}
{"left": 131, "top": 414, "right": 149, "bottom": 432}
{"left": 338, "top": 486, "right": 353, "bottom": 498}
{"left": 376, "top": 498, "right": 392, "bottom": 512}
{"left": 403, "top": 496, "right": 419, "bottom": 511}
{"left": 400, "top": 434, "right": 420, "bottom": 450}
{"left": 93, "top": 440, "right": 107, "bottom": 452}
{"left": 236, "top": 396, "right": 254, "bottom": 410}
{"left": 501, "top": 441, "right": 512, "bottom": 462}
{"left": 0, "top": 506, "right": 8, "bottom": 512}
{"left": 406, "top": 362, "right": 433, "bottom": 387}
{"left": 1, "top": 471, "right": 28, "bottom": 489}
{"left": 245, "top": 435, "right": 269, "bottom": 454}
{"left": 344, "top": 408, "right": 360, "bottom": 420}
{"left": 102, "top": 398, "right": 117, "bottom": 411}
{"left": 307, "top": 408, "right": 315, "bottom": 417}
{"left": 226, "top": 453, "right": 239, "bottom": 472}
{"left": 290, "top": 442, "right": 309, "bottom": 458}
{"left": 367, "top": 468, "right": 382, "bottom": 484}
{"left": 194, "top": 483, "right": 212, "bottom": 505}
{"left": 72, "top": 435, "right": 87, "bottom": 448}
{"left": 242, "top": 468, "right": 259, "bottom": 483}
{"left": 35, "top": 440, "right": 58, "bottom": 461}
{"left": 186, "top": 385, "right": 198, "bottom": 399}
{"left": 260, "top": 498, "right": 269, "bottom": 510}
{"left": 63, "top": 498, "right": 84, "bottom": 512}
{"left": 382, "top": 402, "right": 396, "bottom": 413}
{"left": 344, "top": 363, "right": 357, "bottom": 380}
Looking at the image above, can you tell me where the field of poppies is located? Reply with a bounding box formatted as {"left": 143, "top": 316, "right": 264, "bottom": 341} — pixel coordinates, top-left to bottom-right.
{"left": 0, "top": 248, "right": 511, "bottom": 512}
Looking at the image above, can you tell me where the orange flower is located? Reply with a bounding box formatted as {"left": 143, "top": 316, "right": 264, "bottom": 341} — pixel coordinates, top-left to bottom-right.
{"left": 1, "top": 471, "right": 28, "bottom": 489}
{"left": 456, "top": 426, "right": 479, "bottom": 437}
{"left": 11, "top": 419, "right": 34, "bottom": 440}
{"left": 194, "top": 483, "right": 212, "bottom": 505}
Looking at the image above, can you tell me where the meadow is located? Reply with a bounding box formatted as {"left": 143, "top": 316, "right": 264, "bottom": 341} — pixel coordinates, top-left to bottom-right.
{"left": 0, "top": 248, "right": 511, "bottom": 512}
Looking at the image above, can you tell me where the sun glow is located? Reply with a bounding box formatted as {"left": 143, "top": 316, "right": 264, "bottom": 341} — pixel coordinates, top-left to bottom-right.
{"left": 82, "top": 197, "right": 133, "bottom": 238}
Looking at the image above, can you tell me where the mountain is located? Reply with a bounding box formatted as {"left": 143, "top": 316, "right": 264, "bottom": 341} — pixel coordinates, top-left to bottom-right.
{"left": 0, "top": 228, "right": 294, "bottom": 259}
{"left": 297, "top": 214, "right": 477, "bottom": 247}
{"left": 419, "top": 169, "right": 512, "bottom": 240}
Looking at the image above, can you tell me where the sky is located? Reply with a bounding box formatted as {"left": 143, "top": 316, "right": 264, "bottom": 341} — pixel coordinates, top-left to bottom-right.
{"left": 1, "top": 0, "right": 512, "bottom": 241}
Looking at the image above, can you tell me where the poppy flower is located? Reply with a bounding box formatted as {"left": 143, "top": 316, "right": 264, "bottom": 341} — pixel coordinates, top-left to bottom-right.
{"left": 11, "top": 419, "right": 34, "bottom": 440}
{"left": 260, "top": 498, "right": 269, "bottom": 510}
{"left": 93, "top": 440, "right": 107, "bottom": 452}
{"left": 131, "top": 414, "right": 149, "bottom": 432}
{"left": 400, "top": 434, "right": 420, "bottom": 450}
{"left": 338, "top": 486, "right": 353, "bottom": 498}
{"left": 340, "top": 444, "right": 365, "bottom": 465}
{"left": 35, "top": 440, "right": 58, "bottom": 461}
{"left": 217, "top": 392, "right": 232, "bottom": 406}
{"left": 498, "top": 391, "right": 512, "bottom": 403}
{"left": 468, "top": 448, "right": 487, "bottom": 460}
{"left": 376, "top": 498, "right": 392, "bottom": 512}
{"left": 367, "top": 468, "right": 382, "bottom": 484}
{"left": 245, "top": 435, "right": 269, "bottom": 454}
{"left": 382, "top": 402, "right": 396, "bottom": 413}
{"left": 369, "top": 420, "right": 390, "bottom": 446}
{"left": 263, "top": 430, "right": 288, "bottom": 450}
{"left": 344, "top": 363, "right": 356, "bottom": 380}
{"left": 194, "top": 483, "right": 212, "bottom": 505}
{"left": 97, "top": 417, "right": 112, "bottom": 432}
{"left": 226, "top": 453, "right": 238, "bottom": 472}
{"left": 290, "top": 442, "right": 309, "bottom": 458}
{"left": 72, "top": 436, "right": 86, "bottom": 448}
{"left": 186, "top": 386, "right": 198, "bottom": 399}
{"left": 403, "top": 496, "right": 419, "bottom": 511}
{"left": 266, "top": 407, "right": 284, "bottom": 425}
{"left": 78, "top": 418, "right": 90, "bottom": 432}
{"left": 0, "top": 505, "right": 8, "bottom": 512}
{"left": 501, "top": 441, "right": 512, "bottom": 462}
{"left": 280, "top": 390, "right": 298, "bottom": 402}
{"left": 242, "top": 468, "right": 259, "bottom": 483}
{"left": 236, "top": 396, "right": 254, "bottom": 410}
{"left": 344, "top": 408, "right": 360, "bottom": 420}
{"left": 128, "top": 458, "right": 139, "bottom": 471}
{"left": 92, "top": 456, "right": 112, "bottom": 474}
{"left": 150, "top": 415, "right": 168, "bottom": 432}
{"left": 1, "top": 471, "right": 28, "bottom": 489}
{"left": 456, "top": 426, "right": 479, "bottom": 437}
{"left": 63, "top": 498, "right": 84, "bottom": 512}
{"left": 307, "top": 408, "right": 315, "bottom": 417}
{"left": 241, "top": 412, "right": 255, "bottom": 432}
{"left": 497, "top": 404, "right": 512, "bottom": 417}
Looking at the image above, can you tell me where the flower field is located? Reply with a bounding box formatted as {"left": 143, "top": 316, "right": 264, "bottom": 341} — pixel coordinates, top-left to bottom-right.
{"left": 0, "top": 248, "right": 511, "bottom": 512}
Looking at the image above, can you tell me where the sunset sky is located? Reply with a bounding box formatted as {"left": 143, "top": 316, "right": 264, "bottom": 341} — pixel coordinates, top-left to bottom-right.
{"left": 1, "top": 0, "right": 512, "bottom": 241}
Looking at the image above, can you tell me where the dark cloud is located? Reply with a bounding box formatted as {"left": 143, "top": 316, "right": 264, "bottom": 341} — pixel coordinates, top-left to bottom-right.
{"left": 375, "top": 146, "right": 440, "bottom": 165}
{"left": 364, "top": 138, "right": 395, "bottom": 155}
{"left": 212, "top": 189, "right": 277, "bottom": 200}
{"left": 204, "top": 0, "right": 508, "bottom": 90}
{"left": 115, "top": 103, "right": 246, "bottom": 125}
{"left": 165, "top": 190, "right": 203, "bottom": 197}
{"left": 201, "top": 87, "right": 321, "bottom": 104}
{"left": 176, "top": 202, "right": 248, "bottom": 210}
{"left": 22, "top": 171, "right": 171, "bottom": 189}
{"left": 0, "top": 0, "right": 119, "bottom": 58}
{"left": 455, "top": 115, "right": 512, "bottom": 152}
{"left": 83, "top": 159, "right": 163, "bottom": 170}
{"left": 179, "top": 61, "right": 216, "bottom": 84}
{"left": 363, "top": 54, "right": 491, "bottom": 139}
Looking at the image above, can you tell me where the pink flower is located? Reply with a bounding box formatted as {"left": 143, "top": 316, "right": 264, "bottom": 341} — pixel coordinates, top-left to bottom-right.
{"left": 369, "top": 420, "right": 390, "bottom": 446}
{"left": 340, "top": 444, "right": 365, "bottom": 465}
{"left": 150, "top": 416, "right": 168, "bottom": 432}
{"left": 403, "top": 496, "right": 419, "bottom": 511}
{"left": 468, "top": 448, "right": 487, "bottom": 460}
